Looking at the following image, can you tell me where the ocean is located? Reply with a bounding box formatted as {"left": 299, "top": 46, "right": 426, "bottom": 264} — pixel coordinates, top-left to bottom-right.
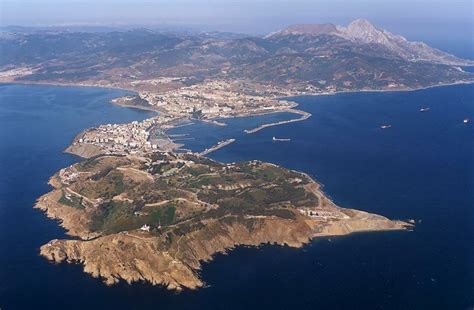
{"left": 0, "top": 83, "right": 472, "bottom": 309}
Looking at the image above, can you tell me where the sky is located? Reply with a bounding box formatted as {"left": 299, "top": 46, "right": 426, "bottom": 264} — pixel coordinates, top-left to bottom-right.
{"left": 1, "top": 0, "right": 473, "bottom": 55}
{"left": 1, "top": 0, "right": 472, "bottom": 32}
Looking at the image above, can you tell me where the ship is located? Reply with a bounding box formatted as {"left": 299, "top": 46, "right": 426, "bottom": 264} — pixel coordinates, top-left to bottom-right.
{"left": 463, "top": 118, "right": 470, "bottom": 124}
{"left": 380, "top": 125, "right": 392, "bottom": 129}
{"left": 272, "top": 136, "right": 291, "bottom": 142}
{"left": 420, "top": 107, "right": 430, "bottom": 112}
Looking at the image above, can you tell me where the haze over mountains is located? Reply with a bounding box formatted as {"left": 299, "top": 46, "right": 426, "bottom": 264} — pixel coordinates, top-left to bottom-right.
{"left": 268, "top": 19, "right": 472, "bottom": 66}
{"left": 1, "top": 19, "right": 473, "bottom": 92}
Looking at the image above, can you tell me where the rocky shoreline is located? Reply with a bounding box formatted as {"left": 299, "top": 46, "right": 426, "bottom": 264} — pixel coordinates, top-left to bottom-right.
{"left": 35, "top": 153, "right": 412, "bottom": 291}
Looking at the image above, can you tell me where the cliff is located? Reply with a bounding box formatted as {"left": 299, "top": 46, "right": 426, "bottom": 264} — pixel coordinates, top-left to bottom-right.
{"left": 36, "top": 153, "right": 411, "bottom": 290}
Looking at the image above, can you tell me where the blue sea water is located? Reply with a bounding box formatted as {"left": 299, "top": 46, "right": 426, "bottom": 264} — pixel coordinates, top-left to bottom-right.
{"left": 0, "top": 83, "right": 473, "bottom": 309}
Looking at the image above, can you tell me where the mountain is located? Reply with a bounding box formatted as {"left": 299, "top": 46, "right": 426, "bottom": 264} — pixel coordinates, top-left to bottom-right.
{"left": 0, "top": 19, "right": 473, "bottom": 92}
{"left": 264, "top": 23, "right": 339, "bottom": 37}
{"left": 268, "top": 19, "right": 473, "bottom": 66}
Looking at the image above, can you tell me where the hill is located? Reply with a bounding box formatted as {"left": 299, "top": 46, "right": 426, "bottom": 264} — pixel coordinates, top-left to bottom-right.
{"left": 37, "top": 153, "right": 411, "bottom": 290}
{"left": 1, "top": 19, "right": 473, "bottom": 93}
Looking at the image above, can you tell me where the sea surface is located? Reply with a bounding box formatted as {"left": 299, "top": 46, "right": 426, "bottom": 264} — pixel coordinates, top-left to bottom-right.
{"left": 0, "top": 83, "right": 473, "bottom": 309}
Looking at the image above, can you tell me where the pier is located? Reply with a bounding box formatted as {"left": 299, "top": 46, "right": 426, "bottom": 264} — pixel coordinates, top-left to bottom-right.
{"left": 199, "top": 139, "right": 236, "bottom": 156}
{"left": 200, "top": 119, "right": 227, "bottom": 126}
{"left": 172, "top": 122, "right": 195, "bottom": 129}
{"left": 172, "top": 137, "right": 195, "bottom": 141}
{"left": 244, "top": 109, "right": 311, "bottom": 134}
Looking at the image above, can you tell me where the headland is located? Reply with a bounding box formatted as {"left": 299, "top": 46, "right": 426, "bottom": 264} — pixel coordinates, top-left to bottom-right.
{"left": 36, "top": 152, "right": 412, "bottom": 290}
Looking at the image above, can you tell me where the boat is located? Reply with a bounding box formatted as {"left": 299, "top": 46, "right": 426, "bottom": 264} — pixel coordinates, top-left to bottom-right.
{"left": 420, "top": 107, "right": 430, "bottom": 112}
{"left": 380, "top": 125, "right": 392, "bottom": 129}
{"left": 463, "top": 118, "right": 470, "bottom": 124}
{"left": 272, "top": 136, "right": 291, "bottom": 142}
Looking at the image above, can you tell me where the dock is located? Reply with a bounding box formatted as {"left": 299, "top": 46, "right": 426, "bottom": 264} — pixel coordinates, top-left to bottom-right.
{"left": 172, "top": 137, "right": 195, "bottom": 141}
{"left": 244, "top": 109, "right": 311, "bottom": 134}
{"left": 199, "top": 139, "right": 236, "bottom": 156}
{"left": 200, "top": 119, "right": 227, "bottom": 126}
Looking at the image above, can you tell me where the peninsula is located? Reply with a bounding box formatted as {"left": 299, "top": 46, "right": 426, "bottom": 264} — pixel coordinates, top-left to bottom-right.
{"left": 37, "top": 152, "right": 411, "bottom": 290}
{"left": 3, "top": 19, "right": 471, "bottom": 291}
{"left": 2, "top": 19, "right": 473, "bottom": 158}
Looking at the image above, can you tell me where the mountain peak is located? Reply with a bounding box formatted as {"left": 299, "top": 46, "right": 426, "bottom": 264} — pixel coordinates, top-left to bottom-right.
{"left": 347, "top": 19, "right": 377, "bottom": 30}
{"left": 264, "top": 19, "right": 473, "bottom": 66}
{"left": 343, "top": 19, "right": 388, "bottom": 43}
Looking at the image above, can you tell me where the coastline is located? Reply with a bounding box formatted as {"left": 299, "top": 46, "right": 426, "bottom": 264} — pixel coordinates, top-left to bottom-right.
{"left": 0, "top": 80, "right": 136, "bottom": 94}
{"left": 289, "top": 79, "right": 474, "bottom": 99}
{"left": 110, "top": 100, "right": 162, "bottom": 113}
{"left": 0, "top": 81, "right": 422, "bottom": 291}
{"left": 35, "top": 153, "right": 412, "bottom": 290}
{"left": 3, "top": 78, "right": 473, "bottom": 108}
{"left": 3, "top": 78, "right": 473, "bottom": 115}
{"left": 2, "top": 79, "right": 473, "bottom": 159}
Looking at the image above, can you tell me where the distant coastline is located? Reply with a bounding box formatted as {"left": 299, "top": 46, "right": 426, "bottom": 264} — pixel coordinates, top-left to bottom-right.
{"left": 2, "top": 81, "right": 414, "bottom": 290}
{"left": 3, "top": 78, "right": 473, "bottom": 111}
{"left": 2, "top": 79, "right": 473, "bottom": 117}
{"left": 3, "top": 79, "right": 468, "bottom": 292}
{"left": 296, "top": 79, "right": 474, "bottom": 98}
{"left": 2, "top": 79, "right": 473, "bottom": 157}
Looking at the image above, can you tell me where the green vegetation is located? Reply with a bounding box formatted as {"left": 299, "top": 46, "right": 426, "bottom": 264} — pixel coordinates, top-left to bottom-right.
{"left": 4, "top": 26, "right": 472, "bottom": 92}
{"left": 90, "top": 200, "right": 177, "bottom": 234}
{"left": 78, "top": 170, "right": 124, "bottom": 200}
{"left": 90, "top": 166, "right": 114, "bottom": 181}
{"left": 60, "top": 153, "right": 320, "bottom": 236}
{"left": 184, "top": 164, "right": 212, "bottom": 177}
{"left": 149, "top": 205, "right": 176, "bottom": 226}
{"left": 92, "top": 200, "right": 136, "bottom": 233}
{"left": 58, "top": 191, "right": 84, "bottom": 209}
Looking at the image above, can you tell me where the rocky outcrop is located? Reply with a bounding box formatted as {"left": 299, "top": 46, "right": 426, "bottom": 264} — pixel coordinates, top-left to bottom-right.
{"left": 339, "top": 19, "right": 473, "bottom": 66}
{"left": 40, "top": 234, "right": 203, "bottom": 290}
{"left": 39, "top": 210, "right": 409, "bottom": 290}
{"left": 268, "top": 18, "right": 474, "bottom": 66}
{"left": 65, "top": 143, "right": 104, "bottom": 159}
{"left": 36, "top": 153, "right": 412, "bottom": 291}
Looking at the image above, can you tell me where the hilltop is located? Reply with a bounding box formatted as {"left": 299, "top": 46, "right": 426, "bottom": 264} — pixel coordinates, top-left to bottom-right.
{"left": 0, "top": 19, "right": 472, "bottom": 97}
{"left": 37, "top": 153, "right": 411, "bottom": 290}
{"left": 267, "top": 19, "right": 472, "bottom": 66}
{"left": 2, "top": 19, "right": 467, "bottom": 290}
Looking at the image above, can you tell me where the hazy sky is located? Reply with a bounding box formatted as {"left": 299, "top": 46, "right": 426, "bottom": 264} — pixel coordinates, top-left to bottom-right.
{"left": 1, "top": 0, "right": 473, "bottom": 41}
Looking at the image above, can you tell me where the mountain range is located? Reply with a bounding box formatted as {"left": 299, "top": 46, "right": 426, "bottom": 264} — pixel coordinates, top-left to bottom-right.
{"left": 0, "top": 19, "right": 472, "bottom": 92}
{"left": 268, "top": 19, "right": 471, "bottom": 66}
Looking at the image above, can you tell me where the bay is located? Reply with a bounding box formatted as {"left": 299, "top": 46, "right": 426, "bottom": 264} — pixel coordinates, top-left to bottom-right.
{"left": 0, "top": 83, "right": 472, "bottom": 309}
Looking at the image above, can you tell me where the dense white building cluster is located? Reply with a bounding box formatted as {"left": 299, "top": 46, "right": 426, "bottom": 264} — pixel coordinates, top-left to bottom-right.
{"left": 72, "top": 115, "right": 179, "bottom": 156}
{"left": 68, "top": 79, "right": 309, "bottom": 157}
{"left": 141, "top": 80, "right": 296, "bottom": 118}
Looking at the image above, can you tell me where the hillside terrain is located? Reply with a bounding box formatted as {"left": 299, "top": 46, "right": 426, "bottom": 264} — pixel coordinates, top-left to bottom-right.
{"left": 3, "top": 19, "right": 465, "bottom": 290}
{"left": 37, "top": 153, "right": 411, "bottom": 290}
{"left": 1, "top": 19, "right": 473, "bottom": 95}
